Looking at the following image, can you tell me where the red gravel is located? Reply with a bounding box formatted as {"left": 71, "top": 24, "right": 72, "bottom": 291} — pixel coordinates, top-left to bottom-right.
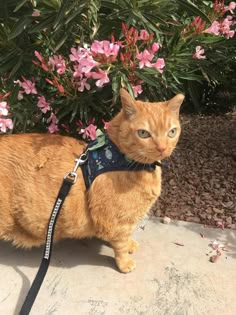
{"left": 155, "top": 113, "right": 236, "bottom": 229}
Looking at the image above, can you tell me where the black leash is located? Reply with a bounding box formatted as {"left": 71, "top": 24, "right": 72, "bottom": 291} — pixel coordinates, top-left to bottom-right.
{"left": 19, "top": 153, "right": 87, "bottom": 315}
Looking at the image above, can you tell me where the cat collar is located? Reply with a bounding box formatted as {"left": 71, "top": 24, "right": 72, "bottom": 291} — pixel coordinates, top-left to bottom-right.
{"left": 81, "top": 133, "right": 161, "bottom": 190}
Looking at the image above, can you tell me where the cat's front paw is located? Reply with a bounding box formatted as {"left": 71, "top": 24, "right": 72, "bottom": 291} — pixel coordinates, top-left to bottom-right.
{"left": 116, "top": 258, "right": 136, "bottom": 273}
{"left": 128, "top": 239, "right": 139, "bottom": 254}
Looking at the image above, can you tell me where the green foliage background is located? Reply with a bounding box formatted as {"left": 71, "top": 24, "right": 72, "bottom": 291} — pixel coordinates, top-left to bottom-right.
{"left": 0, "top": 0, "right": 235, "bottom": 133}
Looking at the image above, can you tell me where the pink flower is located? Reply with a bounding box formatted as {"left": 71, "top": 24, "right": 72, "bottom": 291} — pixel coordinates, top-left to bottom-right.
{"left": 37, "top": 96, "right": 51, "bottom": 113}
{"left": 0, "top": 118, "right": 13, "bottom": 133}
{"left": 18, "top": 90, "right": 24, "bottom": 100}
{"left": 20, "top": 77, "right": 37, "bottom": 94}
{"left": 131, "top": 84, "right": 143, "bottom": 97}
{"left": 48, "top": 123, "right": 59, "bottom": 133}
{"left": 69, "top": 47, "right": 89, "bottom": 63}
{"left": 45, "top": 77, "right": 65, "bottom": 95}
{"left": 49, "top": 55, "right": 66, "bottom": 74}
{"left": 47, "top": 112, "right": 59, "bottom": 133}
{"left": 80, "top": 123, "right": 97, "bottom": 140}
{"left": 221, "top": 16, "right": 235, "bottom": 39}
{"left": 204, "top": 21, "right": 220, "bottom": 35}
{"left": 87, "top": 69, "right": 110, "bottom": 87}
{"left": 47, "top": 112, "right": 59, "bottom": 125}
{"left": 32, "top": 10, "right": 40, "bottom": 17}
{"left": 136, "top": 49, "right": 154, "bottom": 68}
{"left": 193, "top": 46, "right": 206, "bottom": 59}
{"left": 77, "top": 78, "right": 91, "bottom": 92}
{"left": 0, "top": 101, "right": 9, "bottom": 116}
{"left": 151, "top": 58, "right": 165, "bottom": 73}
{"left": 70, "top": 46, "right": 99, "bottom": 74}
{"left": 139, "top": 30, "right": 149, "bottom": 40}
{"left": 225, "top": 2, "right": 236, "bottom": 14}
{"left": 78, "top": 56, "right": 99, "bottom": 74}
{"left": 91, "top": 40, "right": 120, "bottom": 57}
{"left": 73, "top": 65, "right": 83, "bottom": 79}
{"left": 34, "top": 50, "right": 44, "bottom": 63}
{"left": 151, "top": 42, "right": 160, "bottom": 54}
{"left": 33, "top": 51, "right": 49, "bottom": 72}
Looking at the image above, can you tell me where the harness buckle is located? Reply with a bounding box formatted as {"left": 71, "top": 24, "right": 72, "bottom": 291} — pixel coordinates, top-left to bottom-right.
{"left": 64, "top": 152, "right": 88, "bottom": 184}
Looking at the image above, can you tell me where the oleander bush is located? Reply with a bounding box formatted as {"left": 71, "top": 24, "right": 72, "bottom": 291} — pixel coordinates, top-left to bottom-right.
{"left": 0, "top": 0, "right": 235, "bottom": 137}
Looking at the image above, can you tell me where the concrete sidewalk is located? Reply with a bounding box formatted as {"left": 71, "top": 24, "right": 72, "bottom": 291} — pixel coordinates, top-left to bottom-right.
{"left": 0, "top": 218, "right": 236, "bottom": 315}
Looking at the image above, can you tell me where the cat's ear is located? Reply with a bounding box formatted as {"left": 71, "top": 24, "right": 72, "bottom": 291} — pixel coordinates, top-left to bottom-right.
{"left": 120, "top": 88, "right": 136, "bottom": 118}
{"left": 167, "top": 94, "right": 185, "bottom": 115}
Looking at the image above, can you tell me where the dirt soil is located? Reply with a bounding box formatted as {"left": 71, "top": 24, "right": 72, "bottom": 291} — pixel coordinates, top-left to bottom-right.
{"left": 156, "top": 113, "right": 236, "bottom": 229}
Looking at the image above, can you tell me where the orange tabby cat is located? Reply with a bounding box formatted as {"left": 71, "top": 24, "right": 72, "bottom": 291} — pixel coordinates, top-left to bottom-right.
{"left": 0, "top": 88, "right": 184, "bottom": 273}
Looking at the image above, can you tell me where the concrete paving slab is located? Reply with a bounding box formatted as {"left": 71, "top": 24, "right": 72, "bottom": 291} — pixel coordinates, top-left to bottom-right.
{"left": 0, "top": 218, "right": 236, "bottom": 315}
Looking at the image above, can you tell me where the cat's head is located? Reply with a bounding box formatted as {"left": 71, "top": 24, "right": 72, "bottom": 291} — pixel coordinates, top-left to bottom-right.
{"left": 108, "top": 88, "right": 184, "bottom": 164}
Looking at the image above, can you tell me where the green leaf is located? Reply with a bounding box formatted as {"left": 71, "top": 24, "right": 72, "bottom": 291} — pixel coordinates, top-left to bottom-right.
{"left": 69, "top": 103, "right": 80, "bottom": 123}
{"left": 9, "top": 55, "right": 23, "bottom": 77}
{"left": 101, "top": 0, "right": 122, "bottom": 10}
{"left": 178, "top": 73, "right": 203, "bottom": 81}
{"left": 53, "top": 0, "right": 70, "bottom": 30}
{"left": 64, "top": 4, "right": 86, "bottom": 25}
{"left": 8, "top": 17, "right": 32, "bottom": 40}
{"left": 135, "top": 70, "right": 161, "bottom": 87}
{"left": 28, "top": 16, "right": 55, "bottom": 33}
{"left": 175, "top": 0, "right": 211, "bottom": 22}
{"left": 13, "top": 0, "right": 29, "bottom": 12}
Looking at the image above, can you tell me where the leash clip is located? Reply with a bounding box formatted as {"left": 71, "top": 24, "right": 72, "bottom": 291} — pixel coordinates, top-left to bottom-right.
{"left": 64, "top": 153, "right": 87, "bottom": 184}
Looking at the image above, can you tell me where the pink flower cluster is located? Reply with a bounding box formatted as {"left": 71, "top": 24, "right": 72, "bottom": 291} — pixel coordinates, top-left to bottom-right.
{"left": 189, "top": 2, "right": 235, "bottom": 60}
{"left": 14, "top": 76, "right": 37, "bottom": 100}
{"left": 200, "top": 1, "right": 236, "bottom": 39}
{"left": 136, "top": 48, "right": 165, "bottom": 73}
{"left": 15, "top": 25, "right": 166, "bottom": 135}
{"left": 68, "top": 31, "right": 164, "bottom": 96}
{"left": 32, "top": 26, "right": 165, "bottom": 98}
{"left": 213, "top": 1, "right": 236, "bottom": 15}
{"left": 69, "top": 41, "right": 120, "bottom": 91}
{"left": 184, "top": 1, "right": 235, "bottom": 46}
{"left": 14, "top": 77, "right": 59, "bottom": 133}
{"left": 119, "top": 25, "right": 165, "bottom": 97}
{"left": 49, "top": 55, "right": 66, "bottom": 74}
{"left": 0, "top": 92, "right": 13, "bottom": 133}
{"left": 205, "top": 15, "right": 235, "bottom": 38}
{"left": 91, "top": 40, "right": 120, "bottom": 58}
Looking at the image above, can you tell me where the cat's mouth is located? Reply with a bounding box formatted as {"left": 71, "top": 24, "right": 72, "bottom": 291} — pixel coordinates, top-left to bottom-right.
{"left": 124, "top": 148, "right": 172, "bottom": 164}
{"left": 153, "top": 150, "right": 172, "bottom": 162}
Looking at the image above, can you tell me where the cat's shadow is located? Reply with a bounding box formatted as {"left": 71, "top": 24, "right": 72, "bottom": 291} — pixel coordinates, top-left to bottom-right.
{"left": 0, "top": 239, "right": 116, "bottom": 315}
{"left": 0, "top": 238, "right": 115, "bottom": 269}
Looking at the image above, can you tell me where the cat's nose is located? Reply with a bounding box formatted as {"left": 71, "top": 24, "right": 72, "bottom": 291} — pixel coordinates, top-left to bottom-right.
{"left": 157, "top": 146, "right": 166, "bottom": 153}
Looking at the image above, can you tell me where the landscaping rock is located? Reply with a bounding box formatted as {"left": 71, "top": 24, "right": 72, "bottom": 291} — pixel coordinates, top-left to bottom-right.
{"left": 155, "top": 114, "right": 236, "bottom": 228}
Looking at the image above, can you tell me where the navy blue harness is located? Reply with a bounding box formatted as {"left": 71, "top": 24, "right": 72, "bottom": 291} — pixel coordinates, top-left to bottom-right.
{"left": 81, "top": 134, "right": 161, "bottom": 190}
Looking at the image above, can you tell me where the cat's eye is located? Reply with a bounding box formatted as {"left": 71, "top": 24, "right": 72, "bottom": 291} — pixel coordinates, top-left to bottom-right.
{"left": 168, "top": 128, "right": 177, "bottom": 138}
{"left": 137, "top": 129, "right": 151, "bottom": 139}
